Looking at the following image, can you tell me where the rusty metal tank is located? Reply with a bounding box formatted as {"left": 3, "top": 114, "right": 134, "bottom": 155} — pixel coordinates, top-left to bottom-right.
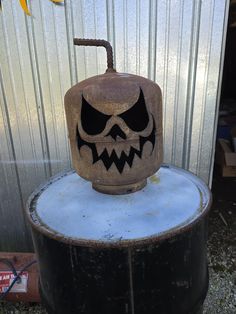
{"left": 64, "top": 39, "right": 163, "bottom": 194}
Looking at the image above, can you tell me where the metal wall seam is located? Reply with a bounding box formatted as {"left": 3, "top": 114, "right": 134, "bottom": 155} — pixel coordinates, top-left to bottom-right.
{"left": 25, "top": 1, "right": 52, "bottom": 180}
{"left": 182, "top": 0, "right": 202, "bottom": 171}
{"left": 106, "top": 0, "right": 116, "bottom": 69}
{"left": 171, "top": 0, "right": 184, "bottom": 166}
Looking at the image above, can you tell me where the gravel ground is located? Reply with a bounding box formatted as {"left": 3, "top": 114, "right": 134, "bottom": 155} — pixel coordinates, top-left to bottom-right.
{"left": 0, "top": 176, "right": 235, "bottom": 313}
{"left": 203, "top": 194, "right": 236, "bottom": 314}
{"left": 203, "top": 173, "right": 236, "bottom": 314}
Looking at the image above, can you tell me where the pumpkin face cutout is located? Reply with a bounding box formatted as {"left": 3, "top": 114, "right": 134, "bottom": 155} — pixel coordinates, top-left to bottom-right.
{"left": 77, "top": 88, "right": 156, "bottom": 174}
{"left": 65, "top": 71, "right": 163, "bottom": 194}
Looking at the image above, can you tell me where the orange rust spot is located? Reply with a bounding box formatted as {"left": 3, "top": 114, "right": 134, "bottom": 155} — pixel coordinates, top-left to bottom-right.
{"left": 150, "top": 175, "right": 160, "bottom": 184}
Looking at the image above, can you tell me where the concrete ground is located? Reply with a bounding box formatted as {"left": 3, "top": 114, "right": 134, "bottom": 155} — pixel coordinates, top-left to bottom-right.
{"left": 0, "top": 169, "right": 235, "bottom": 313}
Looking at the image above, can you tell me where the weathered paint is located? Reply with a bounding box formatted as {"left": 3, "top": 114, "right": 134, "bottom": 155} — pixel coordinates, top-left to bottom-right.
{"left": 27, "top": 166, "right": 211, "bottom": 313}
{"left": 34, "top": 222, "right": 208, "bottom": 314}
{"left": 65, "top": 39, "right": 163, "bottom": 194}
{"left": 32, "top": 165, "right": 207, "bottom": 244}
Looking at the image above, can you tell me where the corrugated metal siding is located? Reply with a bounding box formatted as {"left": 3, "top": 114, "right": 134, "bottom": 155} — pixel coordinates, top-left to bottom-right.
{"left": 0, "top": 0, "right": 229, "bottom": 251}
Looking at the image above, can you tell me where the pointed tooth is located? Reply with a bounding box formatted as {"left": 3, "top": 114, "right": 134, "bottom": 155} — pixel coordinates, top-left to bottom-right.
{"left": 96, "top": 144, "right": 105, "bottom": 157}
{"left": 123, "top": 162, "right": 130, "bottom": 172}
{"left": 112, "top": 147, "right": 122, "bottom": 158}
{"left": 123, "top": 145, "right": 131, "bottom": 156}
{"left": 130, "top": 141, "right": 140, "bottom": 152}
{"left": 106, "top": 145, "right": 114, "bottom": 157}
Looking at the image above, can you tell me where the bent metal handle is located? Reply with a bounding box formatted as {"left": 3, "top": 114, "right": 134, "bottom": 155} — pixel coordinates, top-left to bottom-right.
{"left": 73, "top": 38, "right": 115, "bottom": 72}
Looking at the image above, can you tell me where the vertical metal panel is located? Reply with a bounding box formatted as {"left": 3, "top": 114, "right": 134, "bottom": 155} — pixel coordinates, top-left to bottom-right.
{"left": 189, "top": 0, "right": 230, "bottom": 181}
{"left": 0, "top": 0, "right": 228, "bottom": 251}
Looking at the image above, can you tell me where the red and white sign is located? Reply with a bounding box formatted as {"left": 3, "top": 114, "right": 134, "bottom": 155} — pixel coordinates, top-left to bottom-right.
{"left": 0, "top": 271, "right": 28, "bottom": 293}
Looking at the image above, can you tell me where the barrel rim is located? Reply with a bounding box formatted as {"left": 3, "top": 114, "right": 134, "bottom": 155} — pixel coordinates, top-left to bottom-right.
{"left": 25, "top": 164, "right": 212, "bottom": 248}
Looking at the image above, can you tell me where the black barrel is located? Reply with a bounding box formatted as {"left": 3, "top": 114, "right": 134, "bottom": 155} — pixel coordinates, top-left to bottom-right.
{"left": 26, "top": 165, "right": 211, "bottom": 314}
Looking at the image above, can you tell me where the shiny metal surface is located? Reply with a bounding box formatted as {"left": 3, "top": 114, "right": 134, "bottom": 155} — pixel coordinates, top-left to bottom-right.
{"left": 0, "top": 0, "right": 229, "bottom": 251}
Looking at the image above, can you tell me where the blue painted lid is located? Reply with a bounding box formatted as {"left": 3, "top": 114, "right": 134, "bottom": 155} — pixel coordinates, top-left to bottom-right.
{"left": 27, "top": 165, "right": 211, "bottom": 247}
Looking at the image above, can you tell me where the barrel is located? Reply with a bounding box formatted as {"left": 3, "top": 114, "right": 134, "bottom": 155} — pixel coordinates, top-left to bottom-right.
{"left": 26, "top": 164, "right": 211, "bottom": 314}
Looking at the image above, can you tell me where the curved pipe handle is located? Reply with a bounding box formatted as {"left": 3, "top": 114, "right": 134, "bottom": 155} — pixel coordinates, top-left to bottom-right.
{"left": 73, "top": 38, "right": 115, "bottom": 72}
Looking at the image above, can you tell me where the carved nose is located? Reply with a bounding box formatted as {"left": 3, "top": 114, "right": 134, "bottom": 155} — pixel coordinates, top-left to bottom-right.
{"left": 106, "top": 124, "right": 127, "bottom": 141}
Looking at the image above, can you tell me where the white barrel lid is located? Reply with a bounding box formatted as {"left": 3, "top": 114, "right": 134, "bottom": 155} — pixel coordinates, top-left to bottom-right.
{"left": 27, "top": 165, "right": 211, "bottom": 247}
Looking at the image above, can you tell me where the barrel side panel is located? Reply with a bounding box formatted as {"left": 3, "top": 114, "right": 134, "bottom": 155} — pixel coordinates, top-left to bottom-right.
{"left": 32, "top": 230, "right": 132, "bottom": 314}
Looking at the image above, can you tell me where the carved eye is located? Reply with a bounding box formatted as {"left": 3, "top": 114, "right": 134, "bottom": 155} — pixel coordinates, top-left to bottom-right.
{"left": 118, "top": 89, "right": 149, "bottom": 132}
{"left": 81, "top": 95, "right": 111, "bottom": 135}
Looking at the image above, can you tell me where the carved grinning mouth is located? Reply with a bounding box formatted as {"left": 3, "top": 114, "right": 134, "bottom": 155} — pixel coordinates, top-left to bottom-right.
{"left": 76, "top": 116, "right": 156, "bottom": 174}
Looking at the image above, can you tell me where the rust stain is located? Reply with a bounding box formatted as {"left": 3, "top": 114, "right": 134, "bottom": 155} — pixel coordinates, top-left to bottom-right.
{"left": 150, "top": 175, "right": 160, "bottom": 184}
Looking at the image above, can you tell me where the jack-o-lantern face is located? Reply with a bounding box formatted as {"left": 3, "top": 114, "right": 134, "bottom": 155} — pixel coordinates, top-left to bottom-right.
{"left": 76, "top": 89, "right": 156, "bottom": 174}
{"left": 65, "top": 71, "right": 163, "bottom": 193}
